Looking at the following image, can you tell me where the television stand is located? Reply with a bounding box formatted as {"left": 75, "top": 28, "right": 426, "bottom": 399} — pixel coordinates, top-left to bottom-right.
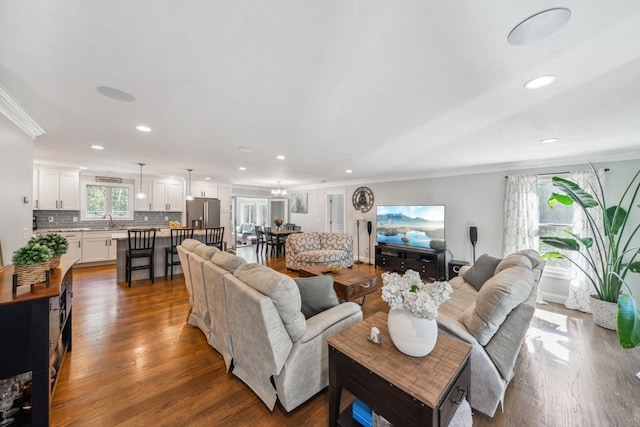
{"left": 375, "top": 245, "right": 446, "bottom": 280}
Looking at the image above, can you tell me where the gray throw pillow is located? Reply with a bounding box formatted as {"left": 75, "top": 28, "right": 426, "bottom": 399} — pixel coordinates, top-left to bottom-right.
{"left": 464, "top": 254, "right": 503, "bottom": 291}
{"left": 294, "top": 276, "right": 340, "bottom": 319}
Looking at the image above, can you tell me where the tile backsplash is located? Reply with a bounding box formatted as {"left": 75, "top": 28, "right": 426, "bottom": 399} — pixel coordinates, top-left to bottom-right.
{"left": 34, "top": 210, "right": 182, "bottom": 230}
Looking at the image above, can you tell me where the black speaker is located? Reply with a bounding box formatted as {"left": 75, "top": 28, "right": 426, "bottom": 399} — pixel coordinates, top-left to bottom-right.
{"left": 367, "top": 221, "right": 372, "bottom": 235}
{"left": 469, "top": 226, "right": 478, "bottom": 245}
{"left": 448, "top": 260, "right": 470, "bottom": 280}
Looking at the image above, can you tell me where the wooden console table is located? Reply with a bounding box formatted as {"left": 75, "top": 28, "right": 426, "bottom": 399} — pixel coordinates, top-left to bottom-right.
{"left": 328, "top": 311, "right": 471, "bottom": 427}
{"left": 0, "top": 258, "right": 76, "bottom": 426}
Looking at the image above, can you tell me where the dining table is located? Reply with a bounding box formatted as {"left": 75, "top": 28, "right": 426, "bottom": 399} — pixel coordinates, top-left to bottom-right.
{"left": 269, "top": 229, "right": 300, "bottom": 257}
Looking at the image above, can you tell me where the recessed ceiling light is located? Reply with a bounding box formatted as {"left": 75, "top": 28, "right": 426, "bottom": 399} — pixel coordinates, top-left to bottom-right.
{"left": 276, "top": 155, "right": 286, "bottom": 160}
{"left": 540, "top": 138, "right": 559, "bottom": 144}
{"left": 524, "top": 75, "right": 556, "bottom": 89}
{"left": 508, "top": 8, "right": 571, "bottom": 46}
{"left": 205, "top": 177, "right": 211, "bottom": 181}
{"left": 90, "top": 145, "right": 104, "bottom": 150}
{"left": 346, "top": 169, "right": 353, "bottom": 174}
{"left": 239, "top": 167, "right": 246, "bottom": 171}
{"left": 96, "top": 86, "right": 136, "bottom": 102}
{"left": 79, "top": 166, "right": 87, "bottom": 170}
{"left": 238, "top": 147, "right": 254, "bottom": 153}
{"left": 135, "top": 125, "right": 152, "bottom": 132}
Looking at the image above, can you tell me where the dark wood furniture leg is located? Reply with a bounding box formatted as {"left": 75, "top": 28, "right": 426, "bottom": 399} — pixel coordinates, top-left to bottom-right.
{"left": 328, "top": 346, "right": 342, "bottom": 426}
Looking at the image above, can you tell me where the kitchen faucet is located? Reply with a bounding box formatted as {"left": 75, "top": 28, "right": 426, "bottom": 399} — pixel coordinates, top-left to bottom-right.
{"left": 103, "top": 214, "right": 115, "bottom": 229}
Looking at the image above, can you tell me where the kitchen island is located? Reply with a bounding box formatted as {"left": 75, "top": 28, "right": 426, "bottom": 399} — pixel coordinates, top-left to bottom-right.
{"left": 112, "top": 229, "right": 207, "bottom": 283}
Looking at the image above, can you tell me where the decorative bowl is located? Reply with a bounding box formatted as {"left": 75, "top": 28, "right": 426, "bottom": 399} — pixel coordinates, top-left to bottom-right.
{"left": 328, "top": 264, "right": 342, "bottom": 274}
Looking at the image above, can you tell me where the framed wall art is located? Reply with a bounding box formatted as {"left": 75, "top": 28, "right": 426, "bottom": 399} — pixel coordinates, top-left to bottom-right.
{"left": 290, "top": 193, "right": 308, "bottom": 214}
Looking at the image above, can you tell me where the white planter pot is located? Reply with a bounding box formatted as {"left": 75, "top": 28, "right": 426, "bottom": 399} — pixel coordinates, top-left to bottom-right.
{"left": 387, "top": 308, "right": 438, "bottom": 357}
{"left": 590, "top": 295, "right": 618, "bottom": 331}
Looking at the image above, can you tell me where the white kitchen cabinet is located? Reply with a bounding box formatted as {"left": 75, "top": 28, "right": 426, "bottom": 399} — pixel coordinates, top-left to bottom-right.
{"left": 59, "top": 231, "right": 82, "bottom": 263}
{"left": 152, "top": 179, "right": 184, "bottom": 211}
{"left": 134, "top": 179, "right": 153, "bottom": 212}
{"left": 36, "top": 167, "right": 79, "bottom": 210}
{"left": 81, "top": 231, "right": 116, "bottom": 263}
{"left": 192, "top": 181, "right": 218, "bottom": 198}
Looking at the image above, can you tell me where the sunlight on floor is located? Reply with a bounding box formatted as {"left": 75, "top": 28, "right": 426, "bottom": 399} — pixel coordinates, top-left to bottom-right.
{"left": 525, "top": 306, "right": 574, "bottom": 364}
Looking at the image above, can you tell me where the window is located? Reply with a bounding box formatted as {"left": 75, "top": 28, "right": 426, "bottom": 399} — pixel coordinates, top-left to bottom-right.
{"left": 537, "top": 175, "right": 574, "bottom": 272}
{"left": 81, "top": 179, "right": 134, "bottom": 221}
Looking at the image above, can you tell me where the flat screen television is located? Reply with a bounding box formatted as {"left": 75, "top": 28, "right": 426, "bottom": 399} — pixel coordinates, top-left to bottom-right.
{"left": 376, "top": 205, "right": 445, "bottom": 249}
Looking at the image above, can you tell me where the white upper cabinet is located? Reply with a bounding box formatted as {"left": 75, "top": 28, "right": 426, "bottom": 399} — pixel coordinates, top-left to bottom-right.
{"left": 152, "top": 179, "right": 184, "bottom": 211}
{"left": 192, "top": 181, "right": 218, "bottom": 198}
{"left": 134, "top": 178, "right": 152, "bottom": 212}
{"left": 36, "top": 167, "right": 79, "bottom": 210}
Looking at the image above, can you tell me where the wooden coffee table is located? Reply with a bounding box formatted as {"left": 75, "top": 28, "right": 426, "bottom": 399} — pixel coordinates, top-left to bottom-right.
{"left": 298, "top": 264, "right": 378, "bottom": 303}
{"left": 328, "top": 311, "right": 471, "bottom": 427}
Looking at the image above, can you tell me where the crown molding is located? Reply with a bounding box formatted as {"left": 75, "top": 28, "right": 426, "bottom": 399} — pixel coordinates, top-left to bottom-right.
{"left": 0, "top": 83, "right": 45, "bottom": 140}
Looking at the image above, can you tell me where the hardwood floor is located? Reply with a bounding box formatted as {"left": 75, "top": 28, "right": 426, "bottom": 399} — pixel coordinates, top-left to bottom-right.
{"left": 51, "top": 247, "right": 640, "bottom": 426}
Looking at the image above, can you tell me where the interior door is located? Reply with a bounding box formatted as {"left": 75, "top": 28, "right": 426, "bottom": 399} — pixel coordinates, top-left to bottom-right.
{"left": 326, "top": 192, "right": 345, "bottom": 233}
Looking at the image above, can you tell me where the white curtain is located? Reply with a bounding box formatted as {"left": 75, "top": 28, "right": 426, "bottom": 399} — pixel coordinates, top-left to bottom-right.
{"left": 564, "top": 169, "right": 606, "bottom": 313}
{"left": 503, "top": 174, "right": 543, "bottom": 302}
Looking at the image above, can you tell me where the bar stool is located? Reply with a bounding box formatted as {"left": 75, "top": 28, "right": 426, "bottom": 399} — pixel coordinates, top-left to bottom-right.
{"left": 165, "top": 228, "right": 195, "bottom": 280}
{"left": 205, "top": 227, "right": 225, "bottom": 250}
{"left": 126, "top": 229, "right": 157, "bottom": 287}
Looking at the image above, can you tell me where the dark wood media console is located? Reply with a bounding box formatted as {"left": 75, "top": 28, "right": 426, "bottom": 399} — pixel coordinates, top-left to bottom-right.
{"left": 375, "top": 245, "right": 446, "bottom": 280}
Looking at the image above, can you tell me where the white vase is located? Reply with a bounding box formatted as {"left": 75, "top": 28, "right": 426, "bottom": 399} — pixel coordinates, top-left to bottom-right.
{"left": 590, "top": 295, "right": 618, "bottom": 331}
{"left": 387, "top": 308, "right": 438, "bottom": 357}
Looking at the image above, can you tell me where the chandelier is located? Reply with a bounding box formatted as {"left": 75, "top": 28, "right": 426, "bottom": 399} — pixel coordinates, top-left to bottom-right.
{"left": 271, "top": 181, "right": 287, "bottom": 197}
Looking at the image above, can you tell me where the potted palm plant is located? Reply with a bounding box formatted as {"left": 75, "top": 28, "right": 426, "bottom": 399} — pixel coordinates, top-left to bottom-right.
{"left": 540, "top": 164, "right": 639, "bottom": 348}
{"left": 30, "top": 233, "right": 69, "bottom": 269}
{"left": 12, "top": 241, "right": 54, "bottom": 286}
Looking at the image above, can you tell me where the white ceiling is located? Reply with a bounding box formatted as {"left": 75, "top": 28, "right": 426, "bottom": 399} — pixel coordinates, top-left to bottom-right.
{"left": 1, "top": 1, "right": 639, "bottom": 189}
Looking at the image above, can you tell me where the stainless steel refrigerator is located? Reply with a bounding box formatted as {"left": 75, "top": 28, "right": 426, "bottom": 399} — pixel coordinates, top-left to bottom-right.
{"left": 186, "top": 198, "right": 221, "bottom": 229}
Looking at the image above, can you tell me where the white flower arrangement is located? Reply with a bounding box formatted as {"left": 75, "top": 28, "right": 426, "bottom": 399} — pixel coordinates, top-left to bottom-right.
{"left": 381, "top": 269, "right": 453, "bottom": 320}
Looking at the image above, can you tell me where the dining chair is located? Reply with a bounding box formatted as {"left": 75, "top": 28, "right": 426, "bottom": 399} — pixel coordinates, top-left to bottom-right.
{"left": 293, "top": 225, "right": 302, "bottom": 231}
{"left": 264, "top": 226, "right": 278, "bottom": 256}
{"left": 126, "top": 229, "right": 157, "bottom": 287}
{"left": 254, "top": 226, "right": 266, "bottom": 254}
{"left": 165, "top": 228, "right": 195, "bottom": 280}
{"left": 205, "top": 227, "right": 225, "bottom": 250}
{"left": 284, "top": 223, "right": 295, "bottom": 230}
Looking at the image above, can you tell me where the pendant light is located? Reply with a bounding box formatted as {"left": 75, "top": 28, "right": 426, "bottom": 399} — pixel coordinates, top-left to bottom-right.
{"left": 186, "top": 169, "right": 195, "bottom": 201}
{"left": 135, "top": 163, "right": 147, "bottom": 199}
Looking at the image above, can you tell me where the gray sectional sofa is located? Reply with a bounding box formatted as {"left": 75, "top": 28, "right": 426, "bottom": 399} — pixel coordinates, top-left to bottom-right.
{"left": 436, "top": 249, "right": 545, "bottom": 417}
{"left": 285, "top": 232, "right": 354, "bottom": 270}
{"left": 177, "top": 238, "right": 363, "bottom": 412}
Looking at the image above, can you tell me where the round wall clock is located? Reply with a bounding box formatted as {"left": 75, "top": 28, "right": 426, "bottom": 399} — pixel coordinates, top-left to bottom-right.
{"left": 352, "top": 186, "right": 374, "bottom": 212}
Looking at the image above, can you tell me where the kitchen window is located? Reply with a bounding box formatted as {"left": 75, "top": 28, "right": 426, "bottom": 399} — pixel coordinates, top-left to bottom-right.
{"left": 80, "top": 179, "right": 135, "bottom": 221}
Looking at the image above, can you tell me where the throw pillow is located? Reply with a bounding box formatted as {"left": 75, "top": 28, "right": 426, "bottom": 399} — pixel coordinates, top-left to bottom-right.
{"left": 463, "top": 254, "right": 502, "bottom": 291}
{"left": 294, "top": 276, "right": 340, "bottom": 319}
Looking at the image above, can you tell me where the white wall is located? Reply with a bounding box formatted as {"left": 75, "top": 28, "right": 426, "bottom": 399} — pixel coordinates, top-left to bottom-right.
{"left": 0, "top": 114, "right": 35, "bottom": 264}
{"left": 291, "top": 158, "right": 640, "bottom": 301}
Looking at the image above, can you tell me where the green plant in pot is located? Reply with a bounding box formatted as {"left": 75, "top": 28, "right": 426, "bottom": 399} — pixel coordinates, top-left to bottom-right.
{"left": 540, "top": 164, "right": 640, "bottom": 348}
{"left": 12, "top": 241, "right": 54, "bottom": 285}
{"left": 30, "top": 233, "right": 69, "bottom": 256}
{"left": 30, "top": 233, "right": 69, "bottom": 269}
